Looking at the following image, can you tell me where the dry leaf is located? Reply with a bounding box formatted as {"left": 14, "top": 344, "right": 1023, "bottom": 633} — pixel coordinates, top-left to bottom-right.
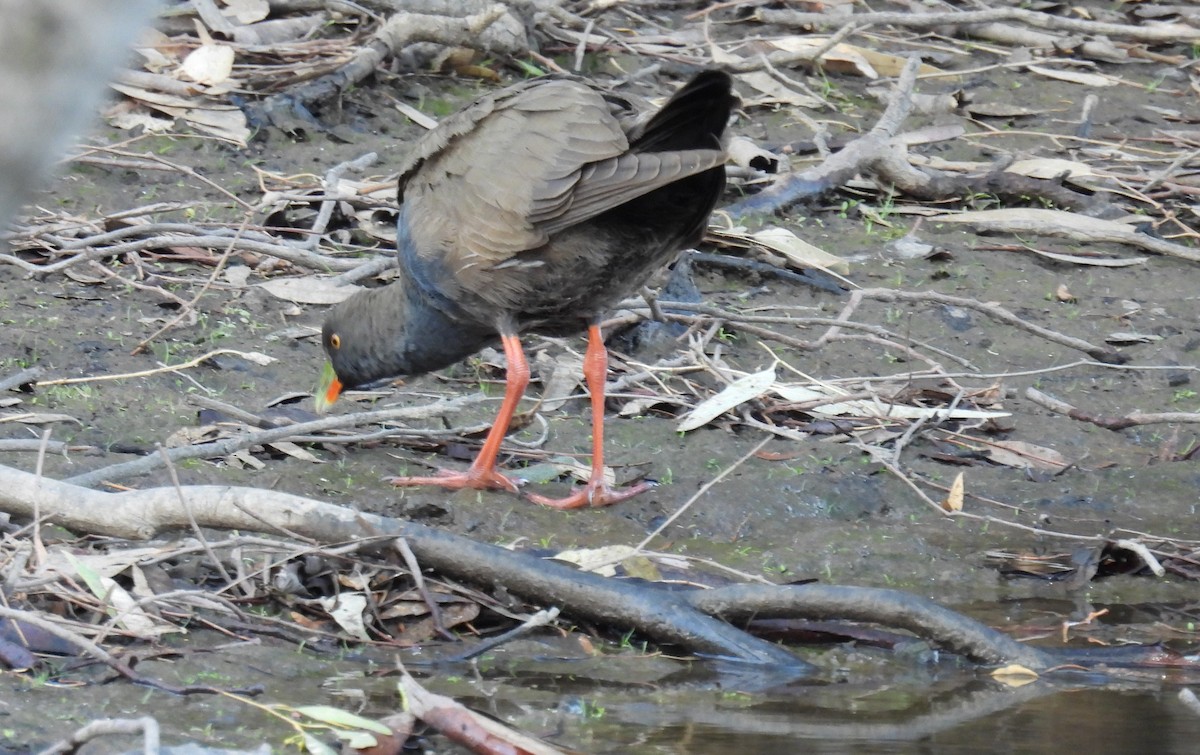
{"left": 257, "top": 277, "right": 363, "bottom": 305}
{"left": 265, "top": 440, "right": 322, "bottom": 463}
{"left": 320, "top": 593, "right": 370, "bottom": 641}
{"left": 180, "top": 44, "right": 234, "bottom": 86}
{"left": 986, "top": 440, "right": 1068, "bottom": 471}
{"left": 772, "top": 383, "right": 1009, "bottom": 421}
{"left": 1027, "top": 65, "right": 1117, "bottom": 87}
{"left": 554, "top": 545, "right": 639, "bottom": 576}
{"left": 942, "top": 472, "right": 964, "bottom": 512}
{"left": 109, "top": 83, "right": 250, "bottom": 145}
{"left": 1055, "top": 283, "right": 1076, "bottom": 303}
{"left": 223, "top": 0, "right": 269, "bottom": 24}
{"left": 678, "top": 367, "right": 776, "bottom": 432}
{"left": 991, "top": 663, "right": 1040, "bottom": 686}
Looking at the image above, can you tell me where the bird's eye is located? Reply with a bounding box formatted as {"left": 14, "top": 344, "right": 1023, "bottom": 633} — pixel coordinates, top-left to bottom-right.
{"left": 330, "top": 334, "right": 342, "bottom": 349}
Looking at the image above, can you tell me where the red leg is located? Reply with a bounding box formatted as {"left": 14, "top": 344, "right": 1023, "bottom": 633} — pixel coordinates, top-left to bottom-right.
{"left": 388, "top": 332, "right": 528, "bottom": 494}
{"left": 526, "top": 323, "right": 654, "bottom": 509}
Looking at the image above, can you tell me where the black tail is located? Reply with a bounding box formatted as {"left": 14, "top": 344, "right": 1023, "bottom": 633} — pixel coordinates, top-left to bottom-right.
{"left": 631, "top": 70, "right": 734, "bottom": 153}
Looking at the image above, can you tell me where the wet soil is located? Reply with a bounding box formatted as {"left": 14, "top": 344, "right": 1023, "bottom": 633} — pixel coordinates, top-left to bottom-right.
{"left": 3, "top": 10, "right": 1200, "bottom": 754}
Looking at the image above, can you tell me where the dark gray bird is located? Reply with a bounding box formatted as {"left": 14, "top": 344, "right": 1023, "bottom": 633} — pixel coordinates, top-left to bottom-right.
{"left": 317, "top": 70, "right": 734, "bottom": 508}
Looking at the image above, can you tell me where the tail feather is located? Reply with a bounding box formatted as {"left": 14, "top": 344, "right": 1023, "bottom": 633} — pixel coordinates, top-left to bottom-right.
{"left": 631, "top": 70, "right": 735, "bottom": 153}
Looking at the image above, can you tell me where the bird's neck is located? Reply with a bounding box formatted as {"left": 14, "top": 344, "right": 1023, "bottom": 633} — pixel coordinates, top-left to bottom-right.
{"left": 357, "top": 277, "right": 497, "bottom": 378}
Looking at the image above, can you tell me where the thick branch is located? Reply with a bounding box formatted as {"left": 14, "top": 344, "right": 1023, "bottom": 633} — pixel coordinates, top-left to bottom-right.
{"left": 0, "top": 464, "right": 808, "bottom": 670}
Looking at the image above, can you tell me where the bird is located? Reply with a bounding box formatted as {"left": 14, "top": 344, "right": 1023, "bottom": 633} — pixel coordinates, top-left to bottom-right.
{"left": 316, "top": 70, "right": 734, "bottom": 509}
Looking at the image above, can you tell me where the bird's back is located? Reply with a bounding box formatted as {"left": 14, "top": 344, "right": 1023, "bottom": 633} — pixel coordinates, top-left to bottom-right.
{"left": 399, "top": 71, "right": 736, "bottom": 334}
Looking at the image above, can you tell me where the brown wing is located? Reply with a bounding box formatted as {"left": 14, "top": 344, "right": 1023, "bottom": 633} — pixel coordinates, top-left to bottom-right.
{"left": 400, "top": 78, "right": 724, "bottom": 290}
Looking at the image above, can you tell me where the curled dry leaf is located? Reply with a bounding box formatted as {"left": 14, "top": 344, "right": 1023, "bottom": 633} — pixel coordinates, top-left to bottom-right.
{"left": 180, "top": 43, "right": 235, "bottom": 86}
{"left": 728, "top": 135, "right": 784, "bottom": 174}
{"left": 991, "top": 664, "right": 1040, "bottom": 687}
{"left": 942, "top": 472, "right": 965, "bottom": 512}
{"left": 109, "top": 83, "right": 250, "bottom": 145}
{"left": 320, "top": 592, "right": 370, "bottom": 641}
{"left": 710, "top": 225, "right": 850, "bottom": 276}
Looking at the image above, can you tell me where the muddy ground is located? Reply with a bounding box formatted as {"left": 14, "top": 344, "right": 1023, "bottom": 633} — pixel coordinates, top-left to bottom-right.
{"left": 2, "top": 3, "right": 1200, "bottom": 753}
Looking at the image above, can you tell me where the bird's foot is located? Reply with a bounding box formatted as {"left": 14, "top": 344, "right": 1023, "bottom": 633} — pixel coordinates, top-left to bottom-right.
{"left": 387, "top": 466, "right": 522, "bottom": 495}
{"left": 525, "top": 478, "right": 656, "bottom": 510}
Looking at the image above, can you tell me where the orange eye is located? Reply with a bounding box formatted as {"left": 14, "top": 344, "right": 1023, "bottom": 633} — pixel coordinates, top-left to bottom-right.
{"left": 330, "top": 334, "right": 342, "bottom": 349}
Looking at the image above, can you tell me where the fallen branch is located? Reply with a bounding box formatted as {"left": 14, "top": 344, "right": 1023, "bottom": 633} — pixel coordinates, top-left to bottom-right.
{"left": 688, "top": 584, "right": 1051, "bottom": 668}
{"left": 0, "top": 463, "right": 809, "bottom": 669}
{"left": 726, "top": 56, "right": 922, "bottom": 217}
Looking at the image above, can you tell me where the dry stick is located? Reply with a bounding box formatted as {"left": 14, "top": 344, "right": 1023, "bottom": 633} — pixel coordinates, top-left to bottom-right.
{"left": 0, "top": 440, "right": 93, "bottom": 454}
{"left": 687, "top": 583, "right": 1052, "bottom": 669}
{"left": 37, "top": 716, "right": 160, "bottom": 755}
{"left": 245, "top": 5, "right": 517, "bottom": 124}
{"left": 426, "top": 607, "right": 563, "bottom": 664}
{"left": 303, "top": 152, "right": 379, "bottom": 252}
{"left": 836, "top": 288, "right": 1124, "bottom": 364}
{"left": 31, "top": 429, "right": 51, "bottom": 569}
{"left": 757, "top": 6, "right": 1200, "bottom": 43}
{"left": 38, "top": 348, "right": 276, "bottom": 387}
{"left": 132, "top": 218, "right": 246, "bottom": 354}
{"left": 873, "top": 453, "right": 1121, "bottom": 547}
{"left": 158, "top": 445, "right": 235, "bottom": 587}
{"left": 87, "top": 261, "right": 192, "bottom": 309}
{"left": 0, "top": 604, "right": 227, "bottom": 696}
{"left": 1142, "top": 146, "right": 1200, "bottom": 194}
{"left": 63, "top": 396, "right": 484, "bottom": 489}
{"left": 611, "top": 303, "right": 976, "bottom": 369}
{"left": 636, "top": 436, "right": 771, "bottom": 552}
{"left": 70, "top": 144, "right": 254, "bottom": 210}
{"left": 1025, "top": 387, "right": 1200, "bottom": 430}
{"left": 9, "top": 233, "right": 360, "bottom": 277}
{"left": 394, "top": 537, "right": 452, "bottom": 641}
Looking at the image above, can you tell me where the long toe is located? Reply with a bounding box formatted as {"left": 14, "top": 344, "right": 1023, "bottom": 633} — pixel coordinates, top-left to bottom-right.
{"left": 525, "top": 479, "right": 656, "bottom": 510}
{"left": 387, "top": 468, "right": 522, "bottom": 495}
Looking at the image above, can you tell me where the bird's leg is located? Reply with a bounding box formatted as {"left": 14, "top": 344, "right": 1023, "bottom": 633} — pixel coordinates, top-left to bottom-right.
{"left": 526, "top": 323, "right": 654, "bottom": 509}
{"left": 388, "top": 331, "right": 527, "bottom": 494}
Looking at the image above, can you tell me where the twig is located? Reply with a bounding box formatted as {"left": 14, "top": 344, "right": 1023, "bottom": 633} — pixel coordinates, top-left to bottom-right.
{"left": 38, "top": 348, "right": 277, "bottom": 387}
{"left": 37, "top": 716, "right": 160, "bottom": 755}
{"left": 425, "top": 607, "right": 561, "bottom": 664}
{"left": 725, "top": 55, "right": 922, "bottom": 216}
{"left": 132, "top": 217, "right": 248, "bottom": 354}
{"left": 159, "top": 445, "right": 235, "bottom": 586}
{"left": 637, "top": 437, "right": 771, "bottom": 551}
{"left": 394, "top": 538, "right": 452, "bottom": 641}
{"left": 304, "top": 153, "right": 379, "bottom": 251}
{"left": 839, "top": 289, "right": 1124, "bottom": 364}
{"left": 63, "top": 396, "right": 484, "bottom": 488}
{"left": 757, "top": 7, "right": 1200, "bottom": 43}
{"left": 1025, "top": 387, "right": 1200, "bottom": 430}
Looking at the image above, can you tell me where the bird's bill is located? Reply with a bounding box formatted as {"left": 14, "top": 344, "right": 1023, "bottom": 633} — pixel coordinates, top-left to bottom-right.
{"left": 314, "top": 361, "right": 343, "bottom": 413}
